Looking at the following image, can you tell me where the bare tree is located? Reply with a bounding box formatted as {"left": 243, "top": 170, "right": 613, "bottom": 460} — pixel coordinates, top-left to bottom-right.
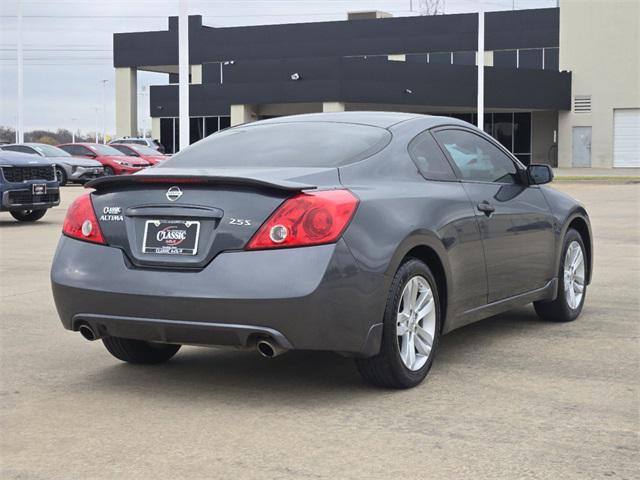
{"left": 415, "top": 0, "right": 445, "bottom": 15}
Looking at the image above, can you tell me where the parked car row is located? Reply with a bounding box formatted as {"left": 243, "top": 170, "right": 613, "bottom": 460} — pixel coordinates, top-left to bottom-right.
{"left": 1, "top": 138, "right": 168, "bottom": 183}
{"left": 0, "top": 138, "right": 167, "bottom": 222}
{"left": 1, "top": 143, "right": 104, "bottom": 185}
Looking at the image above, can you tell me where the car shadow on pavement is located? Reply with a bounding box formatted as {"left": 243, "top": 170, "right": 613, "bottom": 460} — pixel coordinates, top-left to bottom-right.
{"left": 87, "top": 306, "right": 553, "bottom": 402}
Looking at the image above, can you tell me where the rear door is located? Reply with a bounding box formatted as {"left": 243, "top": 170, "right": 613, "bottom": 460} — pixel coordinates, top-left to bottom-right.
{"left": 433, "top": 127, "right": 556, "bottom": 303}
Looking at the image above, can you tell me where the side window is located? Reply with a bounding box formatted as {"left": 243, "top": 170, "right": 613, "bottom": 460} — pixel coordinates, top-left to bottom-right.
{"left": 4, "top": 146, "right": 35, "bottom": 154}
{"left": 434, "top": 129, "right": 519, "bottom": 184}
{"left": 63, "top": 145, "right": 90, "bottom": 156}
{"left": 407, "top": 131, "right": 457, "bottom": 181}
{"left": 77, "top": 146, "right": 93, "bottom": 155}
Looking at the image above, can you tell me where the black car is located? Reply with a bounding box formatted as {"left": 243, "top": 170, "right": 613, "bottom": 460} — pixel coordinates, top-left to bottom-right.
{"left": 1, "top": 150, "right": 60, "bottom": 222}
{"left": 51, "top": 113, "right": 592, "bottom": 388}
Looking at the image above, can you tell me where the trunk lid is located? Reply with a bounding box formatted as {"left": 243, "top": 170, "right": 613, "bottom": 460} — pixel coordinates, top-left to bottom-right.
{"left": 87, "top": 167, "right": 339, "bottom": 269}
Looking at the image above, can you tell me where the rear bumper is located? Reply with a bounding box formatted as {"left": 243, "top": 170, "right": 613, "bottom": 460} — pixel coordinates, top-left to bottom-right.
{"left": 51, "top": 237, "right": 387, "bottom": 356}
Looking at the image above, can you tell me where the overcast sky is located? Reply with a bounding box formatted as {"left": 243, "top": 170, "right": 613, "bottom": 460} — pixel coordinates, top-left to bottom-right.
{"left": 0, "top": 0, "right": 556, "bottom": 134}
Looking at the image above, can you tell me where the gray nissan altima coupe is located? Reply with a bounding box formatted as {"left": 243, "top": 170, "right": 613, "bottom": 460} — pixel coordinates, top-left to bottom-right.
{"left": 51, "top": 112, "right": 593, "bottom": 388}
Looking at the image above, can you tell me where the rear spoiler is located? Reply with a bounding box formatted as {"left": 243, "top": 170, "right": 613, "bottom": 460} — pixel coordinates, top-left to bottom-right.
{"left": 85, "top": 174, "right": 315, "bottom": 192}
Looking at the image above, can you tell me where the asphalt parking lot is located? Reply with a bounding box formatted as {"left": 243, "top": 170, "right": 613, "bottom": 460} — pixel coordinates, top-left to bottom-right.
{"left": 1, "top": 183, "right": 638, "bottom": 480}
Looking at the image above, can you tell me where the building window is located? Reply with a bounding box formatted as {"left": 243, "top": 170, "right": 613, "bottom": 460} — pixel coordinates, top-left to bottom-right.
{"left": 513, "top": 112, "right": 532, "bottom": 156}
{"left": 493, "top": 113, "right": 514, "bottom": 150}
{"left": 160, "top": 116, "right": 231, "bottom": 154}
{"left": 205, "top": 117, "right": 219, "bottom": 136}
{"left": 190, "top": 117, "right": 204, "bottom": 144}
{"left": 160, "top": 118, "right": 175, "bottom": 154}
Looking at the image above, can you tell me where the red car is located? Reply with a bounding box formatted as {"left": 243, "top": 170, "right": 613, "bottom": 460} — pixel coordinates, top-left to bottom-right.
{"left": 57, "top": 143, "right": 150, "bottom": 176}
{"left": 110, "top": 143, "right": 168, "bottom": 166}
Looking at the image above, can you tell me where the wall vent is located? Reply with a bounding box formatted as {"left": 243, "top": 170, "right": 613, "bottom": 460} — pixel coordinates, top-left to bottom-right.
{"left": 574, "top": 95, "right": 592, "bottom": 113}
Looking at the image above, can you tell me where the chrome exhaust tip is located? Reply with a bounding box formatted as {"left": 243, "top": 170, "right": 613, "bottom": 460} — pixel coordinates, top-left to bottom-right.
{"left": 256, "top": 339, "right": 287, "bottom": 358}
{"left": 78, "top": 324, "right": 99, "bottom": 341}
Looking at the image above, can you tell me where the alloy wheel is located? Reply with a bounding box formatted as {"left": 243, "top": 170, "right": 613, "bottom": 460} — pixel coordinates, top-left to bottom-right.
{"left": 396, "top": 275, "right": 436, "bottom": 371}
{"left": 564, "top": 240, "right": 585, "bottom": 309}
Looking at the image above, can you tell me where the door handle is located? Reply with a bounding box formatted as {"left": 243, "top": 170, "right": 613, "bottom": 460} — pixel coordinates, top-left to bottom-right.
{"left": 477, "top": 201, "right": 496, "bottom": 216}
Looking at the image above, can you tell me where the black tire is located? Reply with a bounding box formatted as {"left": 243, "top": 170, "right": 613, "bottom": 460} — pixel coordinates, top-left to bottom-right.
{"left": 102, "top": 336, "right": 180, "bottom": 364}
{"left": 104, "top": 166, "right": 115, "bottom": 176}
{"left": 534, "top": 228, "right": 587, "bottom": 322}
{"left": 10, "top": 209, "right": 47, "bottom": 222}
{"left": 356, "top": 258, "right": 442, "bottom": 389}
{"left": 55, "top": 167, "right": 67, "bottom": 186}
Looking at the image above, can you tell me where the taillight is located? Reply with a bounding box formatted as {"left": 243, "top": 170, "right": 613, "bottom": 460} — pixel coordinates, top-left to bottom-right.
{"left": 246, "top": 190, "right": 359, "bottom": 250}
{"left": 62, "top": 193, "right": 105, "bottom": 245}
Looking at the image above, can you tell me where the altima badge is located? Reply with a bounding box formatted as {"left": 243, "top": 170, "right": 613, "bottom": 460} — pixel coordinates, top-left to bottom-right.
{"left": 166, "top": 186, "right": 183, "bottom": 202}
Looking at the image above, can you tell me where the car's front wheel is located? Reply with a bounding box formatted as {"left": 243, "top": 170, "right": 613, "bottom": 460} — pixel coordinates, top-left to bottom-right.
{"left": 102, "top": 336, "right": 181, "bottom": 364}
{"left": 356, "top": 258, "right": 441, "bottom": 389}
{"left": 104, "top": 166, "right": 115, "bottom": 176}
{"left": 55, "top": 167, "right": 67, "bottom": 186}
{"left": 10, "top": 209, "right": 47, "bottom": 222}
{"left": 534, "top": 228, "right": 587, "bottom": 322}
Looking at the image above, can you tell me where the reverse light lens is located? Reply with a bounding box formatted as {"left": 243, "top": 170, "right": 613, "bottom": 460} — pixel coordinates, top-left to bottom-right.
{"left": 246, "top": 190, "right": 359, "bottom": 250}
{"left": 62, "top": 193, "right": 105, "bottom": 244}
{"left": 269, "top": 224, "right": 288, "bottom": 243}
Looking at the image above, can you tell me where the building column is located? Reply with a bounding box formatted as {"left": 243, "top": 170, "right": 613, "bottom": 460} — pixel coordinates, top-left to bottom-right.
{"left": 151, "top": 117, "right": 161, "bottom": 142}
{"left": 190, "top": 64, "right": 202, "bottom": 84}
{"left": 115, "top": 67, "right": 138, "bottom": 137}
{"left": 323, "top": 102, "right": 345, "bottom": 112}
{"left": 230, "top": 104, "right": 257, "bottom": 126}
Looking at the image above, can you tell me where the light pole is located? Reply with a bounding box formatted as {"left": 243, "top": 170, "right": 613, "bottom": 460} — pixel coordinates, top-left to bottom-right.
{"left": 100, "top": 79, "right": 108, "bottom": 143}
{"left": 94, "top": 107, "right": 99, "bottom": 143}
{"left": 71, "top": 118, "right": 77, "bottom": 143}
{"left": 17, "top": 0, "right": 24, "bottom": 143}
{"left": 140, "top": 85, "right": 149, "bottom": 138}
{"left": 477, "top": 1, "right": 484, "bottom": 130}
{"left": 178, "top": 0, "right": 190, "bottom": 151}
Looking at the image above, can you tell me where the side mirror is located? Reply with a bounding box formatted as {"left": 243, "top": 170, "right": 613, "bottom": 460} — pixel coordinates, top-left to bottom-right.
{"left": 527, "top": 164, "right": 554, "bottom": 185}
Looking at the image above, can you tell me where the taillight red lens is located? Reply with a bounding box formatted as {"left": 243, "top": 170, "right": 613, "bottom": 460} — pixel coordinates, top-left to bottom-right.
{"left": 62, "top": 193, "right": 105, "bottom": 245}
{"left": 246, "top": 190, "right": 359, "bottom": 250}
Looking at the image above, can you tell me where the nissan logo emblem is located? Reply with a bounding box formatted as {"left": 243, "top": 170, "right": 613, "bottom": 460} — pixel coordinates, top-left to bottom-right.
{"left": 166, "top": 186, "right": 183, "bottom": 202}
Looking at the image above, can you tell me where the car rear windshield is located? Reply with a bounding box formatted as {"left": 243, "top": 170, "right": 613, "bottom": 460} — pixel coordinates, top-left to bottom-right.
{"left": 159, "top": 122, "right": 392, "bottom": 169}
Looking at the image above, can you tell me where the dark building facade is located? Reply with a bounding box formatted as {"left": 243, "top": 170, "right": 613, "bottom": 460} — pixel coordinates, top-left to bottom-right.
{"left": 113, "top": 8, "right": 571, "bottom": 164}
